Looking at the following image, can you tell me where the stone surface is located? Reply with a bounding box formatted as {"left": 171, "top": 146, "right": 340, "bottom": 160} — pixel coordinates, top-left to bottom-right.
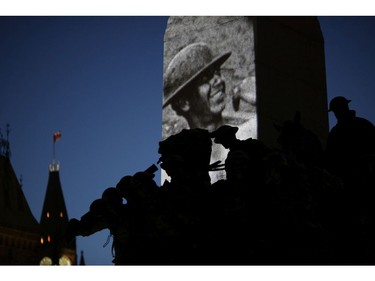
{"left": 162, "top": 16, "right": 329, "bottom": 183}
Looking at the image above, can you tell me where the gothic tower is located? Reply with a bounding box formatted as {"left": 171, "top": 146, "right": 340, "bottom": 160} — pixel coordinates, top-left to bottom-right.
{"left": 0, "top": 128, "right": 40, "bottom": 264}
{"left": 39, "top": 161, "right": 76, "bottom": 265}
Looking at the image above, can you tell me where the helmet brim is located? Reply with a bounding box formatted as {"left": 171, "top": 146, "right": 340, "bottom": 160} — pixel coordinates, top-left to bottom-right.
{"left": 163, "top": 51, "right": 231, "bottom": 108}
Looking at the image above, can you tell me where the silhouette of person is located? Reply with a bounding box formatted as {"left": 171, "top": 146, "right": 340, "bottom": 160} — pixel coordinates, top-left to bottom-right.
{"left": 115, "top": 171, "right": 161, "bottom": 264}
{"left": 210, "top": 125, "right": 269, "bottom": 180}
{"left": 210, "top": 125, "right": 269, "bottom": 157}
{"left": 67, "top": 166, "right": 161, "bottom": 265}
{"left": 326, "top": 96, "right": 375, "bottom": 177}
{"left": 274, "top": 111, "right": 324, "bottom": 168}
{"left": 159, "top": 128, "right": 212, "bottom": 186}
{"left": 157, "top": 128, "right": 213, "bottom": 263}
{"left": 326, "top": 96, "right": 375, "bottom": 262}
{"left": 66, "top": 187, "right": 129, "bottom": 265}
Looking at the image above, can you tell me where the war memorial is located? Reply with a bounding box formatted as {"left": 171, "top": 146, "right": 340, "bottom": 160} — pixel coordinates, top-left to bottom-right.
{"left": 67, "top": 17, "right": 375, "bottom": 265}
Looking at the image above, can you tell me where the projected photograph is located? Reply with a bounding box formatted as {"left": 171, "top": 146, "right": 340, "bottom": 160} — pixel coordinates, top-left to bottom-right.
{"left": 162, "top": 16, "right": 257, "bottom": 182}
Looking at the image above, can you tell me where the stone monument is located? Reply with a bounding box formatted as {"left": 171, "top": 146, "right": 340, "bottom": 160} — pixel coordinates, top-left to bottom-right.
{"left": 162, "top": 16, "right": 329, "bottom": 183}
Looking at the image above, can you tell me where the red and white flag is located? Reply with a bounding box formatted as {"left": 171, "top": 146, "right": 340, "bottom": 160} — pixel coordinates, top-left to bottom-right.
{"left": 53, "top": 130, "right": 62, "bottom": 142}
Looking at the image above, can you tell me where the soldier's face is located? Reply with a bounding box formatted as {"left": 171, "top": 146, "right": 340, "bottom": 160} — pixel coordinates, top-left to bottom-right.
{"left": 195, "top": 68, "right": 226, "bottom": 115}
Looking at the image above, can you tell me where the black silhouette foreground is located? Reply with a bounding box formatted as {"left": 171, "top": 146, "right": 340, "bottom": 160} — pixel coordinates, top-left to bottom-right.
{"left": 67, "top": 97, "right": 375, "bottom": 265}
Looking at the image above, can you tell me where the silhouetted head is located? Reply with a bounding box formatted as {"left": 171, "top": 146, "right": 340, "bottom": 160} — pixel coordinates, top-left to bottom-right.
{"left": 101, "top": 187, "right": 123, "bottom": 207}
{"left": 132, "top": 171, "right": 159, "bottom": 191}
{"left": 89, "top": 199, "right": 108, "bottom": 216}
{"left": 160, "top": 154, "right": 186, "bottom": 180}
{"left": 210, "top": 125, "right": 239, "bottom": 149}
{"left": 275, "top": 112, "right": 303, "bottom": 150}
{"left": 328, "top": 96, "right": 351, "bottom": 120}
{"left": 116, "top": 175, "right": 136, "bottom": 200}
{"left": 225, "top": 150, "right": 250, "bottom": 182}
{"left": 159, "top": 129, "right": 212, "bottom": 184}
{"left": 66, "top": 218, "right": 81, "bottom": 238}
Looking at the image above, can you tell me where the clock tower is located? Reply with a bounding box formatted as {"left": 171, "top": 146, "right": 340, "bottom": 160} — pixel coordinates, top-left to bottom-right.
{"left": 39, "top": 161, "right": 76, "bottom": 265}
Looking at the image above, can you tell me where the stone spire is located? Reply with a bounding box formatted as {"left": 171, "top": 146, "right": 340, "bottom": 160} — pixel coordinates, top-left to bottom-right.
{"left": 39, "top": 147, "right": 76, "bottom": 265}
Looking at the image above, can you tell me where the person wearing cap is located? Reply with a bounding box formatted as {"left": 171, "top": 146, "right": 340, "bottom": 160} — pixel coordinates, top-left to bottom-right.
{"left": 210, "top": 125, "right": 269, "bottom": 159}
{"left": 163, "top": 42, "right": 231, "bottom": 132}
{"left": 326, "top": 96, "right": 375, "bottom": 177}
{"left": 326, "top": 98, "right": 375, "bottom": 260}
{"left": 210, "top": 125, "right": 269, "bottom": 181}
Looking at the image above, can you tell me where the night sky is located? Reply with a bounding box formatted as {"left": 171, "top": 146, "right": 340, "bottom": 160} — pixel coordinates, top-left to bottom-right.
{"left": 1, "top": 15, "right": 375, "bottom": 268}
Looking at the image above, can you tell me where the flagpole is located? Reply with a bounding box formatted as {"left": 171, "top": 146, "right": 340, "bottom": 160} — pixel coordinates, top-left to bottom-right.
{"left": 53, "top": 137, "right": 56, "bottom": 164}
{"left": 51, "top": 130, "right": 61, "bottom": 171}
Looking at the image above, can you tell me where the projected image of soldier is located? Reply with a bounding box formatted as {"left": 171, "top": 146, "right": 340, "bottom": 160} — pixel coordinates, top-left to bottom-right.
{"left": 162, "top": 42, "right": 257, "bottom": 182}
{"left": 163, "top": 42, "right": 231, "bottom": 132}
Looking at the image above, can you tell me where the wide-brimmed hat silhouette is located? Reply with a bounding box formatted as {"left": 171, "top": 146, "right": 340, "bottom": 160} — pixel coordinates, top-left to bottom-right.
{"left": 163, "top": 42, "right": 231, "bottom": 108}
{"left": 209, "top": 125, "right": 239, "bottom": 144}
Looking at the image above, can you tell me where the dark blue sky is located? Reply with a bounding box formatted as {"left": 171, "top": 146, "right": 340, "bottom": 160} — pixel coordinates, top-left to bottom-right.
{"left": 1, "top": 16, "right": 375, "bottom": 266}
{"left": 1, "top": 16, "right": 167, "bottom": 265}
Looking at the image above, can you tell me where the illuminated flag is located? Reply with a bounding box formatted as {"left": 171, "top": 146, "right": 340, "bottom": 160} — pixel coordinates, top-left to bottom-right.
{"left": 53, "top": 130, "right": 62, "bottom": 142}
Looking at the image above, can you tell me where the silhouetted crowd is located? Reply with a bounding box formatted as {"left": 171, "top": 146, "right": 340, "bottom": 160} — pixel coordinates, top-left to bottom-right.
{"left": 67, "top": 96, "right": 375, "bottom": 265}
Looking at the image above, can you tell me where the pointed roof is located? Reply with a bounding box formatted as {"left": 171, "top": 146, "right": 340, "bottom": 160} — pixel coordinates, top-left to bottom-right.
{"left": 79, "top": 250, "right": 86, "bottom": 265}
{"left": 39, "top": 162, "right": 76, "bottom": 263}
{"left": 40, "top": 164, "right": 70, "bottom": 234}
{"left": 0, "top": 155, "right": 39, "bottom": 232}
